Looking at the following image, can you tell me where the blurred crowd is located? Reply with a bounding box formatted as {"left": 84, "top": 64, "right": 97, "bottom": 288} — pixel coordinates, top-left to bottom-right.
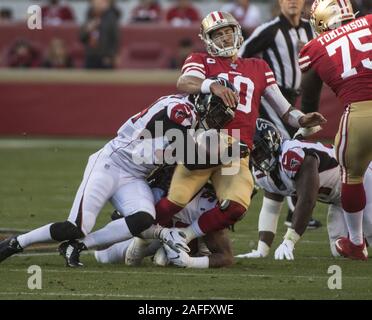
{"left": 0, "top": 0, "right": 371, "bottom": 69}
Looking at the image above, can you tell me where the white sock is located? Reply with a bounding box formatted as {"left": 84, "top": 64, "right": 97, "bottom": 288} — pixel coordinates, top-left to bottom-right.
{"left": 187, "top": 256, "right": 209, "bottom": 268}
{"left": 343, "top": 210, "right": 364, "bottom": 245}
{"left": 140, "top": 224, "right": 163, "bottom": 239}
{"left": 185, "top": 222, "right": 205, "bottom": 242}
{"left": 82, "top": 218, "right": 133, "bottom": 249}
{"left": 94, "top": 239, "right": 132, "bottom": 264}
{"left": 286, "top": 197, "right": 295, "bottom": 212}
{"left": 17, "top": 223, "right": 53, "bottom": 248}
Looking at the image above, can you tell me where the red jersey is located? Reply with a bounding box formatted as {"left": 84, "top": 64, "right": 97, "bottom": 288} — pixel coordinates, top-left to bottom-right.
{"left": 181, "top": 52, "right": 276, "bottom": 147}
{"left": 299, "top": 14, "right": 372, "bottom": 107}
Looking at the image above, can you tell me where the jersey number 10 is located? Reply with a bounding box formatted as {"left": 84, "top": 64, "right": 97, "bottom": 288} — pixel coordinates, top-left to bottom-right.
{"left": 218, "top": 73, "right": 254, "bottom": 114}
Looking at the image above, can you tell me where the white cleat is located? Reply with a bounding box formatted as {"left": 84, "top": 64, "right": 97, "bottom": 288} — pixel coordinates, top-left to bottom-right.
{"left": 159, "top": 227, "right": 190, "bottom": 253}
{"left": 125, "top": 237, "right": 148, "bottom": 266}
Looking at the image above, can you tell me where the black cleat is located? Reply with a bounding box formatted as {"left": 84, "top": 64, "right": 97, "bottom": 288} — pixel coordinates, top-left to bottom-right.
{"left": 111, "top": 210, "right": 123, "bottom": 221}
{"left": 58, "top": 240, "right": 86, "bottom": 268}
{"left": 307, "top": 218, "right": 322, "bottom": 230}
{"left": 0, "top": 237, "right": 23, "bottom": 263}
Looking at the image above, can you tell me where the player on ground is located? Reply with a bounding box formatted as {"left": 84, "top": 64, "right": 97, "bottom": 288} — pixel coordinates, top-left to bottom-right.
{"left": 0, "top": 92, "right": 233, "bottom": 267}
{"left": 155, "top": 11, "right": 326, "bottom": 245}
{"left": 95, "top": 168, "right": 233, "bottom": 268}
{"left": 236, "top": 119, "right": 372, "bottom": 260}
{"left": 299, "top": 0, "right": 372, "bottom": 259}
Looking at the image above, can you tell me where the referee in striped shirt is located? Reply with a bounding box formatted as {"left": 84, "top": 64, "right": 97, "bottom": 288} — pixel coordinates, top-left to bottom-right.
{"left": 239, "top": 0, "right": 323, "bottom": 229}
{"left": 239, "top": 0, "right": 321, "bottom": 139}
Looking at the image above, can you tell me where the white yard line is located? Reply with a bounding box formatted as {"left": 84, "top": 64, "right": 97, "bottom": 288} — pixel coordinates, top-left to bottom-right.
{"left": 6, "top": 268, "right": 371, "bottom": 280}
{"left": 0, "top": 139, "right": 105, "bottom": 149}
{"left": 0, "top": 291, "right": 239, "bottom": 300}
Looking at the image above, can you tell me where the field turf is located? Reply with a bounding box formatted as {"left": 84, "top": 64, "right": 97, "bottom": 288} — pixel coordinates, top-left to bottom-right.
{"left": 0, "top": 138, "right": 371, "bottom": 300}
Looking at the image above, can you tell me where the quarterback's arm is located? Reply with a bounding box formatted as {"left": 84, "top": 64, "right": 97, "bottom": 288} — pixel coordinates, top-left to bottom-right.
{"left": 300, "top": 69, "right": 323, "bottom": 114}
{"left": 177, "top": 75, "right": 238, "bottom": 108}
{"left": 263, "top": 84, "right": 326, "bottom": 128}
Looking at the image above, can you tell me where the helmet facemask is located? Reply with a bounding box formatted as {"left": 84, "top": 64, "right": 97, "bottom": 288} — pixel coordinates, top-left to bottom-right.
{"left": 195, "top": 94, "right": 235, "bottom": 130}
{"left": 199, "top": 11, "right": 243, "bottom": 58}
{"left": 251, "top": 119, "right": 282, "bottom": 174}
{"left": 204, "top": 25, "right": 243, "bottom": 57}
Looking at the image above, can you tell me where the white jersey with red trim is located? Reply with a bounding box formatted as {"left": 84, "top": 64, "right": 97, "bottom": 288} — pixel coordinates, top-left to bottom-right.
{"left": 253, "top": 139, "right": 341, "bottom": 204}
{"left": 105, "top": 94, "right": 198, "bottom": 178}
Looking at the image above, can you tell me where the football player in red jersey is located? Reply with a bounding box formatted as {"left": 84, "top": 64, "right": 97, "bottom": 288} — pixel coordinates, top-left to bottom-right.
{"left": 155, "top": 11, "right": 326, "bottom": 248}
{"left": 299, "top": 0, "right": 372, "bottom": 260}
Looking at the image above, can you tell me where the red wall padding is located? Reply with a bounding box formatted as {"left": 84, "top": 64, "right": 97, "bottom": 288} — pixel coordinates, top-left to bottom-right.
{"left": 0, "top": 83, "right": 176, "bottom": 137}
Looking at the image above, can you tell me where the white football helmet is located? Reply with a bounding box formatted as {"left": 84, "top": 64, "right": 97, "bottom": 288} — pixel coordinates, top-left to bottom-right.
{"left": 199, "top": 11, "right": 244, "bottom": 57}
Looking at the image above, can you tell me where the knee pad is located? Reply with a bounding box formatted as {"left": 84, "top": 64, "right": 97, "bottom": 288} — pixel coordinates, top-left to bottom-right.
{"left": 50, "top": 221, "right": 84, "bottom": 241}
{"left": 220, "top": 200, "right": 246, "bottom": 225}
{"left": 125, "top": 212, "right": 155, "bottom": 236}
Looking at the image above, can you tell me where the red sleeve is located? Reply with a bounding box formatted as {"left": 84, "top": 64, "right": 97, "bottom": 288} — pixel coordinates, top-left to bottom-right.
{"left": 299, "top": 40, "right": 315, "bottom": 73}
{"left": 181, "top": 53, "right": 207, "bottom": 79}
{"left": 259, "top": 59, "right": 277, "bottom": 89}
{"left": 167, "top": 103, "right": 195, "bottom": 128}
{"left": 281, "top": 147, "right": 306, "bottom": 179}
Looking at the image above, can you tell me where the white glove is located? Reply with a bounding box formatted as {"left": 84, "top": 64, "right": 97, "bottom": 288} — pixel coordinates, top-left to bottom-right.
{"left": 159, "top": 227, "right": 190, "bottom": 253}
{"left": 235, "top": 249, "right": 267, "bottom": 259}
{"left": 294, "top": 125, "right": 322, "bottom": 139}
{"left": 274, "top": 239, "right": 295, "bottom": 260}
{"left": 163, "top": 243, "right": 190, "bottom": 268}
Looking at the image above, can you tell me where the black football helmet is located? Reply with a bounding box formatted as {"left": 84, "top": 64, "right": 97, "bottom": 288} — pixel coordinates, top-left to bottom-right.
{"left": 251, "top": 118, "right": 282, "bottom": 173}
{"left": 194, "top": 77, "right": 236, "bottom": 130}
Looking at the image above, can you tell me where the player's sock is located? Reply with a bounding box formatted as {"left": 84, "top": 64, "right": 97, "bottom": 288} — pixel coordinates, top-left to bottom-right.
{"left": 140, "top": 224, "right": 163, "bottom": 239}
{"left": 187, "top": 256, "right": 209, "bottom": 268}
{"left": 341, "top": 183, "right": 365, "bottom": 245}
{"left": 197, "top": 201, "right": 246, "bottom": 234}
{"left": 94, "top": 240, "right": 132, "bottom": 264}
{"left": 155, "top": 198, "right": 183, "bottom": 226}
{"left": 343, "top": 210, "right": 364, "bottom": 245}
{"left": 182, "top": 224, "right": 204, "bottom": 242}
{"left": 82, "top": 218, "right": 133, "bottom": 249}
{"left": 17, "top": 223, "right": 53, "bottom": 248}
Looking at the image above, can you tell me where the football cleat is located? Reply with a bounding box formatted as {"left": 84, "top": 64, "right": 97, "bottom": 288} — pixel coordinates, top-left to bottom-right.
{"left": 159, "top": 228, "right": 190, "bottom": 253}
{"left": 335, "top": 237, "right": 368, "bottom": 261}
{"left": 111, "top": 210, "right": 123, "bottom": 221}
{"left": 58, "top": 240, "right": 86, "bottom": 267}
{"left": 0, "top": 237, "right": 23, "bottom": 263}
{"left": 125, "top": 237, "right": 148, "bottom": 266}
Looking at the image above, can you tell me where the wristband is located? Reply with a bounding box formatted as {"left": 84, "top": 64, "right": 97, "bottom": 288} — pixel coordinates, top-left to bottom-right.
{"left": 201, "top": 79, "right": 216, "bottom": 94}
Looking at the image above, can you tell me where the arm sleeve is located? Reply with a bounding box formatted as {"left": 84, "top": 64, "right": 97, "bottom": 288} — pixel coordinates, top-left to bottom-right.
{"left": 281, "top": 147, "right": 306, "bottom": 179}
{"left": 263, "top": 84, "right": 291, "bottom": 117}
{"left": 298, "top": 43, "right": 314, "bottom": 73}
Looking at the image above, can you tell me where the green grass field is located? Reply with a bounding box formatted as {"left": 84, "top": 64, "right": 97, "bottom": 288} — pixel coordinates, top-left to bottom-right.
{"left": 0, "top": 137, "right": 371, "bottom": 300}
